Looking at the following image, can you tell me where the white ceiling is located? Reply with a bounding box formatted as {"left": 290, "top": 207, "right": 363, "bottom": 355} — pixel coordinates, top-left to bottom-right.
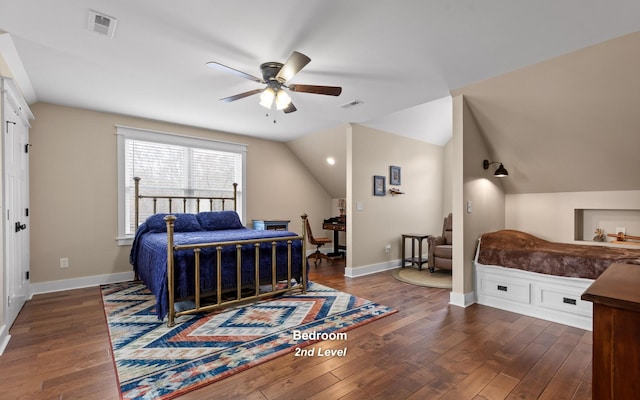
{"left": 2, "top": 1, "right": 640, "bottom": 144}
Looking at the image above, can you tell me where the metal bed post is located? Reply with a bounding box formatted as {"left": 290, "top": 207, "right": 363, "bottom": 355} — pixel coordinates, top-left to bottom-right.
{"left": 164, "top": 215, "right": 177, "bottom": 327}
{"left": 232, "top": 182, "right": 238, "bottom": 211}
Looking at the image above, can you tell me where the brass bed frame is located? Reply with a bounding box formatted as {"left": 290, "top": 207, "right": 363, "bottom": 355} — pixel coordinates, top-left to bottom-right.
{"left": 133, "top": 177, "right": 307, "bottom": 326}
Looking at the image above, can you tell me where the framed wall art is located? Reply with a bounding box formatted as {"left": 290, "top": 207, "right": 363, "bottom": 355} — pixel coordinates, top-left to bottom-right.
{"left": 373, "top": 175, "right": 386, "bottom": 196}
{"left": 390, "top": 165, "right": 401, "bottom": 185}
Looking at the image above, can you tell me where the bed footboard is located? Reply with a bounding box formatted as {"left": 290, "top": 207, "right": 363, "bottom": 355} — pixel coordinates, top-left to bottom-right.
{"left": 164, "top": 214, "right": 308, "bottom": 327}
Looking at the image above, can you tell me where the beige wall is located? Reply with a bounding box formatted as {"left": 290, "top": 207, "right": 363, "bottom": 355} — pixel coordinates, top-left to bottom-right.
{"left": 287, "top": 124, "right": 348, "bottom": 199}
{"left": 453, "top": 95, "right": 506, "bottom": 301}
{"left": 442, "top": 138, "right": 453, "bottom": 216}
{"left": 28, "top": 102, "right": 330, "bottom": 284}
{"left": 348, "top": 124, "right": 444, "bottom": 272}
{"left": 506, "top": 190, "right": 640, "bottom": 243}
{"left": 453, "top": 31, "right": 640, "bottom": 195}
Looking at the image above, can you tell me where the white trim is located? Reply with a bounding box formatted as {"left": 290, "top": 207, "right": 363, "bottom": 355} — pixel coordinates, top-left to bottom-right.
{"left": 116, "top": 236, "right": 133, "bottom": 246}
{"left": 0, "top": 324, "right": 10, "bottom": 355}
{"left": 449, "top": 291, "right": 476, "bottom": 307}
{"left": 345, "top": 259, "right": 400, "bottom": 278}
{"left": 115, "top": 125, "right": 248, "bottom": 244}
{"left": 114, "top": 125, "right": 248, "bottom": 153}
{"left": 30, "top": 271, "right": 135, "bottom": 295}
{"left": 1, "top": 78, "right": 34, "bottom": 126}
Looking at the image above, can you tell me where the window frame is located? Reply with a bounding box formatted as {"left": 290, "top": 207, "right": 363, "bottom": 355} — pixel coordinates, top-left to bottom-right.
{"left": 115, "top": 125, "right": 247, "bottom": 245}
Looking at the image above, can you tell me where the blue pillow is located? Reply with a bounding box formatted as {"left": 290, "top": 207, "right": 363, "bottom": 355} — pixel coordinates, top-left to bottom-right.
{"left": 197, "top": 211, "right": 244, "bottom": 231}
{"left": 145, "top": 213, "right": 202, "bottom": 233}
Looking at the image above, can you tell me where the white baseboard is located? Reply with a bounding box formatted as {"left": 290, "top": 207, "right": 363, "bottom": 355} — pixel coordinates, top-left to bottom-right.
{"left": 345, "top": 259, "right": 399, "bottom": 278}
{"left": 0, "top": 324, "right": 10, "bottom": 355}
{"left": 30, "top": 271, "right": 135, "bottom": 295}
{"left": 449, "top": 291, "right": 476, "bottom": 308}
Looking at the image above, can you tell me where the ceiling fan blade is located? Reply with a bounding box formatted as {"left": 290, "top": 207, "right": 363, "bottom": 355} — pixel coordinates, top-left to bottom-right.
{"left": 220, "top": 88, "right": 264, "bottom": 103}
{"left": 275, "top": 51, "right": 311, "bottom": 83}
{"left": 206, "top": 61, "right": 263, "bottom": 83}
{"left": 288, "top": 84, "right": 342, "bottom": 96}
{"left": 283, "top": 102, "right": 297, "bottom": 114}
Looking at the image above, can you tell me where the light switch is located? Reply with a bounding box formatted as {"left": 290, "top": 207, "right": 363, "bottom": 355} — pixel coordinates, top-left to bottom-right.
{"left": 356, "top": 201, "right": 364, "bottom": 211}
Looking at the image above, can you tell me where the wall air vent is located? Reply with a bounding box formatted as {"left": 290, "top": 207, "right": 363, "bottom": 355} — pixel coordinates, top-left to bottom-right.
{"left": 340, "top": 99, "right": 363, "bottom": 109}
{"left": 88, "top": 10, "right": 118, "bottom": 38}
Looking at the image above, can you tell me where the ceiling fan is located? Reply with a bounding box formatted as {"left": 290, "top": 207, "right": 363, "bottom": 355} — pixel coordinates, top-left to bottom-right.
{"left": 206, "top": 51, "right": 342, "bottom": 114}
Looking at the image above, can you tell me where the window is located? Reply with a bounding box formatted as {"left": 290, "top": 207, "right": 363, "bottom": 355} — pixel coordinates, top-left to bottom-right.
{"left": 116, "top": 126, "right": 246, "bottom": 245}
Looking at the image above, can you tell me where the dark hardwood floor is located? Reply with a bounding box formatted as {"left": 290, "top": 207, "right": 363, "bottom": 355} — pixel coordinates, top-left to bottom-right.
{"left": 0, "top": 259, "right": 592, "bottom": 399}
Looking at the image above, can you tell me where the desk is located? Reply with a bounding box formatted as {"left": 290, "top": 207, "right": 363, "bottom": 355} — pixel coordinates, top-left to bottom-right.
{"left": 581, "top": 263, "right": 640, "bottom": 399}
{"left": 252, "top": 219, "right": 290, "bottom": 231}
{"left": 322, "top": 220, "right": 346, "bottom": 257}
{"left": 401, "top": 233, "right": 430, "bottom": 270}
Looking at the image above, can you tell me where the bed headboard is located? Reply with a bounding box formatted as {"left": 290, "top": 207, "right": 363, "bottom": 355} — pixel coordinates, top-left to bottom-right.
{"left": 133, "top": 177, "right": 238, "bottom": 228}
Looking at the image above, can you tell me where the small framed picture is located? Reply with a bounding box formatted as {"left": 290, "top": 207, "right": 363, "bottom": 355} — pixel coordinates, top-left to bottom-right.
{"left": 373, "top": 175, "right": 386, "bottom": 196}
{"left": 390, "top": 165, "right": 401, "bottom": 185}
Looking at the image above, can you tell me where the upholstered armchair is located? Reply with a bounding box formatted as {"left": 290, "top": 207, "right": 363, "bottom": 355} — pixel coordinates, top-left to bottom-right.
{"left": 427, "top": 213, "right": 452, "bottom": 272}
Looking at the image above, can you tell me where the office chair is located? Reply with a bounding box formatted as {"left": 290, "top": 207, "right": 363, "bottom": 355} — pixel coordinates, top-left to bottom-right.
{"left": 305, "top": 217, "right": 332, "bottom": 265}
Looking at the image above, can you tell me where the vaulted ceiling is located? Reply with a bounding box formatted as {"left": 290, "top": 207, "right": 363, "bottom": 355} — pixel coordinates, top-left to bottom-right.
{"left": 454, "top": 31, "right": 640, "bottom": 193}
{"left": 2, "top": 0, "right": 640, "bottom": 147}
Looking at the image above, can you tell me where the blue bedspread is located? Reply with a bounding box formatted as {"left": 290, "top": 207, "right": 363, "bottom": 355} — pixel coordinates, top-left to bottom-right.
{"left": 130, "top": 212, "right": 305, "bottom": 320}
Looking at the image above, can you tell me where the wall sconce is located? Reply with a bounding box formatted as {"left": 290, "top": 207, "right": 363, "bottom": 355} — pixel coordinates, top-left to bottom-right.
{"left": 483, "top": 160, "right": 509, "bottom": 177}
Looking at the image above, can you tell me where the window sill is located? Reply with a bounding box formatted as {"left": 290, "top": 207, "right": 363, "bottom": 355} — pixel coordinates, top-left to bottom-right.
{"left": 116, "top": 236, "right": 134, "bottom": 246}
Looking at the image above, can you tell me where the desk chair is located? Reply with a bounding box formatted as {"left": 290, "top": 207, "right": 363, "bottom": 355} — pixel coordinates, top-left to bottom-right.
{"left": 305, "top": 217, "right": 332, "bottom": 265}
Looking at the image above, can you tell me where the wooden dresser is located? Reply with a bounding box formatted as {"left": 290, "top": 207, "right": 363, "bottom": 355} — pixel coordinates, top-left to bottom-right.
{"left": 581, "top": 263, "right": 640, "bottom": 399}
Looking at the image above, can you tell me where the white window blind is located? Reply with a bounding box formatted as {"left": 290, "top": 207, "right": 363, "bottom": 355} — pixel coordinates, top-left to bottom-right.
{"left": 116, "top": 126, "right": 246, "bottom": 244}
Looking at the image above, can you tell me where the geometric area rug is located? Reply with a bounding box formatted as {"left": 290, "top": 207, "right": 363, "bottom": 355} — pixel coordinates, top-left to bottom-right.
{"left": 101, "top": 281, "right": 397, "bottom": 400}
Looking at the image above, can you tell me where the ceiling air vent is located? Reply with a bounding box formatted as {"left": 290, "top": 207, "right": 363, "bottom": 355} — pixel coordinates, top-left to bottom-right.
{"left": 88, "top": 10, "right": 118, "bottom": 38}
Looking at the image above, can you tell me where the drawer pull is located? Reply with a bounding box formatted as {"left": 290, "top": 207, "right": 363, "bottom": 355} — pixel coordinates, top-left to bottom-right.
{"left": 497, "top": 285, "right": 508, "bottom": 292}
{"left": 563, "top": 297, "right": 577, "bottom": 305}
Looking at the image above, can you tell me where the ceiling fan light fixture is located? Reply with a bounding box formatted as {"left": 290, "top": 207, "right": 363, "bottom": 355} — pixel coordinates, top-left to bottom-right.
{"left": 209, "top": 51, "right": 341, "bottom": 115}
{"left": 275, "top": 89, "right": 291, "bottom": 110}
{"left": 259, "top": 87, "right": 275, "bottom": 109}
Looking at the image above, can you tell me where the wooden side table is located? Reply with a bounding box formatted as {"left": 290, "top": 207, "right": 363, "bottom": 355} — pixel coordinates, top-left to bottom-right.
{"left": 401, "top": 233, "right": 431, "bottom": 270}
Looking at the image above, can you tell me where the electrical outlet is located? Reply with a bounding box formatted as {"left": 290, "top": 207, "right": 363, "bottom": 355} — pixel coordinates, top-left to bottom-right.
{"left": 385, "top": 243, "right": 391, "bottom": 253}
{"left": 60, "top": 257, "right": 69, "bottom": 268}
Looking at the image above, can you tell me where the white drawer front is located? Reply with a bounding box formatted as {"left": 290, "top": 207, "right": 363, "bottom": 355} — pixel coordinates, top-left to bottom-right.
{"left": 538, "top": 286, "right": 592, "bottom": 317}
{"left": 479, "top": 274, "right": 530, "bottom": 304}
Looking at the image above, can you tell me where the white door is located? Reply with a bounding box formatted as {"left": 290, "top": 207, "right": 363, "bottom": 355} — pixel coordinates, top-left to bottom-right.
{"left": 3, "top": 82, "right": 30, "bottom": 326}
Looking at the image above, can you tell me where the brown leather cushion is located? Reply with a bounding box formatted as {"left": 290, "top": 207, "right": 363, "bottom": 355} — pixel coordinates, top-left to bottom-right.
{"left": 443, "top": 231, "right": 452, "bottom": 244}
{"left": 433, "top": 257, "right": 452, "bottom": 270}
{"left": 433, "top": 244, "right": 452, "bottom": 259}
{"left": 442, "top": 213, "right": 453, "bottom": 244}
